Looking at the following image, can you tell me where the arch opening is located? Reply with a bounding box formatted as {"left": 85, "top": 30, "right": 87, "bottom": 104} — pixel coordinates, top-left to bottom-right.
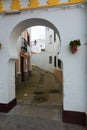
{"left": 9, "top": 18, "right": 61, "bottom": 58}
{"left": 9, "top": 18, "right": 63, "bottom": 120}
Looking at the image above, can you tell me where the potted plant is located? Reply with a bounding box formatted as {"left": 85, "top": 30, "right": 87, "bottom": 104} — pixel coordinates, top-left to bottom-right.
{"left": 69, "top": 39, "right": 81, "bottom": 54}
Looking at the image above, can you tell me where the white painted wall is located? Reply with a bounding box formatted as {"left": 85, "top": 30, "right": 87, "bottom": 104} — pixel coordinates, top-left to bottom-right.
{"left": 31, "top": 39, "right": 46, "bottom": 53}
{"left": 45, "top": 27, "right": 60, "bottom": 55}
{"left": 57, "top": 6, "right": 87, "bottom": 112}
{"left": 31, "top": 52, "right": 54, "bottom": 72}
{"left": 31, "top": 27, "right": 60, "bottom": 72}
{"left": 60, "top": 45, "right": 87, "bottom": 111}
{"left": 0, "top": 4, "right": 86, "bottom": 113}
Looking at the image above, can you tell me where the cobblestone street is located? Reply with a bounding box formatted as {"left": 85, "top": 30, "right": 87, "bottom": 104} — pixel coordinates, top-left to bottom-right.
{"left": 14, "top": 66, "right": 63, "bottom": 120}
{"left": 16, "top": 66, "right": 63, "bottom": 107}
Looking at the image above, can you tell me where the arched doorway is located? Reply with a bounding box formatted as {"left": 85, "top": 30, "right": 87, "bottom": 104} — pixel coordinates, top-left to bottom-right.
{"left": 9, "top": 18, "right": 63, "bottom": 116}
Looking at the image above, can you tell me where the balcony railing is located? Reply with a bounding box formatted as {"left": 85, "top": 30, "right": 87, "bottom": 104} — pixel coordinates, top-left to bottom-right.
{"left": 21, "top": 38, "right": 27, "bottom": 52}
{"left": 0, "top": 0, "right": 85, "bottom": 13}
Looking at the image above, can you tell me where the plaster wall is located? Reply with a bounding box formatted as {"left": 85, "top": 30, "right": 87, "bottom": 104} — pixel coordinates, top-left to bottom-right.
{"left": 31, "top": 52, "right": 54, "bottom": 73}
{"left": 45, "top": 27, "right": 60, "bottom": 54}
{"left": 31, "top": 27, "right": 60, "bottom": 72}
{"left": 0, "top": 4, "right": 86, "bottom": 112}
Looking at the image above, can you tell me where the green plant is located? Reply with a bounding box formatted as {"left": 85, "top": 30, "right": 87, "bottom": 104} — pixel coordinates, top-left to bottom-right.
{"left": 69, "top": 39, "right": 81, "bottom": 54}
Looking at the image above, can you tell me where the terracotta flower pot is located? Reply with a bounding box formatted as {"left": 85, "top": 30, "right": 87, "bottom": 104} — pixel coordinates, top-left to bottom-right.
{"left": 71, "top": 47, "right": 77, "bottom": 54}
{"left": 69, "top": 39, "right": 81, "bottom": 54}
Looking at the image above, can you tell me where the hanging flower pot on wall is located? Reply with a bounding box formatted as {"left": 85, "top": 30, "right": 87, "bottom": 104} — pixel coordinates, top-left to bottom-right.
{"left": 69, "top": 39, "right": 81, "bottom": 54}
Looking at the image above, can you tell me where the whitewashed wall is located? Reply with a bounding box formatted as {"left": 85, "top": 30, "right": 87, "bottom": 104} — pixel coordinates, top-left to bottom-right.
{"left": 31, "top": 52, "right": 54, "bottom": 73}
{"left": 58, "top": 7, "right": 87, "bottom": 112}
{"left": 45, "top": 27, "right": 60, "bottom": 55}
{"left": 0, "top": 4, "right": 86, "bottom": 113}
{"left": 31, "top": 27, "right": 60, "bottom": 72}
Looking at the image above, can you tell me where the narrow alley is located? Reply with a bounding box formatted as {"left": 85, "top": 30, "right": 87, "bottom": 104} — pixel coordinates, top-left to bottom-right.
{"left": 11, "top": 65, "right": 63, "bottom": 120}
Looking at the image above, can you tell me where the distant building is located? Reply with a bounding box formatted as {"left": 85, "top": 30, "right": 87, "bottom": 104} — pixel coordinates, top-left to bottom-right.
{"left": 31, "top": 39, "right": 46, "bottom": 53}
{"left": 15, "top": 30, "right": 32, "bottom": 86}
{"left": 31, "top": 27, "right": 61, "bottom": 73}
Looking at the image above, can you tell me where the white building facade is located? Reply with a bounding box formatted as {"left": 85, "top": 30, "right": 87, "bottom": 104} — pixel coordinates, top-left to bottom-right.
{"left": 31, "top": 27, "right": 60, "bottom": 73}
{"left": 0, "top": 0, "right": 86, "bottom": 126}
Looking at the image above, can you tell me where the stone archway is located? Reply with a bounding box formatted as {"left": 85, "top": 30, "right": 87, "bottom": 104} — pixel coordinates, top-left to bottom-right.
{"left": 7, "top": 18, "right": 61, "bottom": 112}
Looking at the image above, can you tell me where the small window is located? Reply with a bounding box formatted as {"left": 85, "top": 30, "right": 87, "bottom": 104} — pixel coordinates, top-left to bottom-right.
{"left": 54, "top": 56, "right": 56, "bottom": 67}
{"left": 49, "top": 35, "right": 52, "bottom": 44}
{"left": 27, "top": 34, "right": 30, "bottom": 46}
{"left": 58, "top": 59, "right": 61, "bottom": 68}
{"left": 49, "top": 56, "right": 52, "bottom": 64}
{"left": 54, "top": 32, "right": 56, "bottom": 42}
